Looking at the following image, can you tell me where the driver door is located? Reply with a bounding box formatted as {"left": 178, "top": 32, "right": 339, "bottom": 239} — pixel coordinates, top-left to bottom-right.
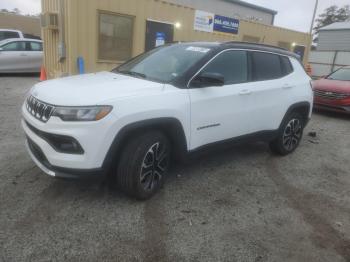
{"left": 188, "top": 50, "right": 255, "bottom": 150}
{"left": 0, "top": 41, "right": 27, "bottom": 72}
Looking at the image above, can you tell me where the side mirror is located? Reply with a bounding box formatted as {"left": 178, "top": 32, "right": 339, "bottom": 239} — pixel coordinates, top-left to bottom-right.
{"left": 191, "top": 72, "right": 225, "bottom": 88}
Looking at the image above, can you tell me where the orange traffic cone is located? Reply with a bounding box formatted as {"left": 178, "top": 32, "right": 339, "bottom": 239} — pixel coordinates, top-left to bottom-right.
{"left": 40, "top": 66, "right": 47, "bottom": 81}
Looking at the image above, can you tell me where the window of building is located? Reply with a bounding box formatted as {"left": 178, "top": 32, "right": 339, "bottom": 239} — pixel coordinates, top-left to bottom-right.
{"left": 278, "top": 41, "right": 291, "bottom": 50}
{"left": 201, "top": 50, "right": 248, "bottom": 85}
{"left": 1, "top": 41, "right": 25, "bottom": 51}
{"left": 98, "top": 11, "right": 134, "bottom": 62}
{"left": 251, "top": 52, "right": 283, "bottom": 81}
{"left": 242, "top": 35, "right": 260, "bottom": 43}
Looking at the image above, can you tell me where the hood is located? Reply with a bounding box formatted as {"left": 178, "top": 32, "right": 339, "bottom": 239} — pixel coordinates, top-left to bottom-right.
{"left": 31, "top": 71, "right": 165, "bottom": 106}
{"left": 313, "top": 79, "right": 350, "bottom": 93}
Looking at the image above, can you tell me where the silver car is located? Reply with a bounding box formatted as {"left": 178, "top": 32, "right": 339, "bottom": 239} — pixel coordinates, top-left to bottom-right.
{"left": 0, "top": 38, "right": 43, "bottom": 73}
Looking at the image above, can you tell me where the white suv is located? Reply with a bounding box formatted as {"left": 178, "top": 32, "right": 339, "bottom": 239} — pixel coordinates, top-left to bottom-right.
{"left": 22, "top": 42, "right": 313, "bottom": 199}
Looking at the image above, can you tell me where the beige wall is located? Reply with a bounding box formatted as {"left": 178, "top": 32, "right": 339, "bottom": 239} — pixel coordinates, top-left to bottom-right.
{"left": 42, "top": 0, "right": 311, "bottom": 79}
{"left": 0, "top": 12, "right": 41, "bottom": 37}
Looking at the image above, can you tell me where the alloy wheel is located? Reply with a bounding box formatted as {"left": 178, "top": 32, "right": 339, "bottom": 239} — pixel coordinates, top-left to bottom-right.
{"left": 140, "top": 142, "right": 169, "bottom": 191}
{"left": 282, "top": 119, "right": 302, "bottom": 151}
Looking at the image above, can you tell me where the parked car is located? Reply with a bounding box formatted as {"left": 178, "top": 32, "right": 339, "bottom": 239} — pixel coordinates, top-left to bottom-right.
{"left": 313, "top": 66, "right": 350, "bottom": 114}
{"left": 0, "top": 29, "right": 24, "bottom": 41}
{"left": 22, "top": 42, "right": 313, "bottom": 200}
{"left": 0, "top": 38, "right": 43, "bottom": 73}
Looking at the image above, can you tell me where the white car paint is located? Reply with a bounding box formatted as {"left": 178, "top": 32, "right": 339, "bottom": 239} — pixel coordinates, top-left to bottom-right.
{"left": 22, "top": 47, "right": 313, "bottom": 177}
{"left": 0, "top": 38, "right": 43, "bottom": 73}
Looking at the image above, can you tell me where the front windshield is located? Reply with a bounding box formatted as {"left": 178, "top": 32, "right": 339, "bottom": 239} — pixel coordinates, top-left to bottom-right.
{"left": 113, "top": 45, "right": 212, "bottom": 83}
{"left": 327, "top": 68, "right": 350, "bottom": 81}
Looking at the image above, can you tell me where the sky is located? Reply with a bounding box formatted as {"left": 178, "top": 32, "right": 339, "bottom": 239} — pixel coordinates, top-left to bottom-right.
{"left": 0, "top": 0, "right": 349, "bottom": 32}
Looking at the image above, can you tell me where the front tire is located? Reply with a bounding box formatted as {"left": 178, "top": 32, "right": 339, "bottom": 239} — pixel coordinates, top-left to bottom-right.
{"left": 270, "top": 112, "right": 305, "bottom": 156}
{"left": 116, "top": 131, "right": 171, "bottom": 200}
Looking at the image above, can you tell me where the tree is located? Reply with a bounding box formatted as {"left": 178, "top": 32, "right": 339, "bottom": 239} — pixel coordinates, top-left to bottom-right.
{"left": 314, "top": 5, "right": 350, "bottom": 32}
{"left": 0, "top": 9, "right": 9, "bottom": 13}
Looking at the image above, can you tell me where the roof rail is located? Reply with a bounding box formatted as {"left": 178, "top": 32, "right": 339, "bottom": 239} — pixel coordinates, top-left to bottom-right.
{"left": 223, "top": 41, "right": 288, "bottom": 51}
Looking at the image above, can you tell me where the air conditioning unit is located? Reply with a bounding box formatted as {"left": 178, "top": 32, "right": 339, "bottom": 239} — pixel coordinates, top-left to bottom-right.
{"left": 40, "top": 12, "right": 59, "bottom": 30}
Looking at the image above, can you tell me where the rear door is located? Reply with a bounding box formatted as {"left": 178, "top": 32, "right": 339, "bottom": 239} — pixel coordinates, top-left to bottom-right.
{"left": 247, "top": 51, "right": 295, "bottom": 132}
{"left": 25, "top": 41, "right": 43, "bottom": 72}
{"left": 0, "top": 41, "right": 27, "bottom": 72}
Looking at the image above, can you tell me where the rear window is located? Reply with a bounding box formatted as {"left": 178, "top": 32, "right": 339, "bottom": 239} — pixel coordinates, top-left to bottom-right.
{"left": 251, "top": 52, "right": 283, "bottom": 81}
{"left": 30, "top": 42, "right": 43, "bottom": 51}
{"left": 0, "top": 31, "right": 20, "bottom": 41}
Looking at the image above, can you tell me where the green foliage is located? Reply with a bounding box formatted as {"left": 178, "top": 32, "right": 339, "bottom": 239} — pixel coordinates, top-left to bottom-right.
{"left": 314, "top": 5, "right": 350, "bottom": 32}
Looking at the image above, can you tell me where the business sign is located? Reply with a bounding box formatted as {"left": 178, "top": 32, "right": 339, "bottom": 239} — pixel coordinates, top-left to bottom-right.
{"left": 194, "top": 10, "right": 214, "bottom": 33}
{"left": 194, "top": 10, "right": 239, "bottom": 35}
{"left": 214, "top": 15, "right": 239, "bottom": 35}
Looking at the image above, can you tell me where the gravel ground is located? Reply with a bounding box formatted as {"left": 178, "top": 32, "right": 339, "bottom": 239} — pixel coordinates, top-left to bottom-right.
{"left": 0, "top": 76, "right": 350, "bottom": 262}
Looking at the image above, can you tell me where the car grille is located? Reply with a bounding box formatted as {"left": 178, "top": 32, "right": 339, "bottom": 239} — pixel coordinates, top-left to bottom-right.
{"left": 26, "top": 96, "right": 55, "bottom": 122}
{"left": 314, "top": 90, "right": 350, "bottom": 100}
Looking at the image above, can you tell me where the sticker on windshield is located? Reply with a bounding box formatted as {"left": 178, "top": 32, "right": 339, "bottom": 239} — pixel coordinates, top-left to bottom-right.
{"left": 186, "top": 46, "right": 210, "bottom": 53}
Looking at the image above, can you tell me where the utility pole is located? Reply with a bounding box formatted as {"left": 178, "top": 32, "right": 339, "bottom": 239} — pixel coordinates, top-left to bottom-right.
{"left": 310, "top": 0, "right": 319, "bottom": 35}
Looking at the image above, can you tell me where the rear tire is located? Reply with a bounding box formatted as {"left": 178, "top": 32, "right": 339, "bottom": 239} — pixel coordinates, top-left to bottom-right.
{"left": 269, "top": 112, "right": 305, "bottom": 156}
{"left": 116, "top": 131, "right": 171, "bottom": 200}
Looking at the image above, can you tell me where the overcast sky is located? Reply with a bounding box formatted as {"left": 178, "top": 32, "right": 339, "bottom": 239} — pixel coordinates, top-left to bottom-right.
{"left": 0, "top": 0, "right": 349, "bottom": 32}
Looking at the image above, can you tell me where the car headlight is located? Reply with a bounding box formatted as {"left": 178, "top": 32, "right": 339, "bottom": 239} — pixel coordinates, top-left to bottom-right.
{"left": 52, "top": 106, "right": 113, "bottom": 121}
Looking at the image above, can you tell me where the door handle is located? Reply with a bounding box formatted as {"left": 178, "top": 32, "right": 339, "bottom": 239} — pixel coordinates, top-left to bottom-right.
{"left": 282, "top": 84, "right": 294, "bottom": 89}
{"left": 239, "top": 89, "right": 252, "bottom": 95}
{"left": 20, "top": 54, "right": 28, "bottom": 57}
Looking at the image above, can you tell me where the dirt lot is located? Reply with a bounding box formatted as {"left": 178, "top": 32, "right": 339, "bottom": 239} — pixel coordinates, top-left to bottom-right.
{"left": 0, "top": 76, "right": 350, "bottom": 262}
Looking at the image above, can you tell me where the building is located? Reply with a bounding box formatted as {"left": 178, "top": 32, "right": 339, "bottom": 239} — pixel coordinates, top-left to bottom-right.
{"left": 41, "top": 0, "right": 311, "bottom": 79}
{"left": 317, "top": 22, "right": 350, "bottom": 51}
{"left": 0, "top": 12, "right": 41, "bottom": 38}
{"left": 166, "top": 0, "right": 277, "bottom": 25}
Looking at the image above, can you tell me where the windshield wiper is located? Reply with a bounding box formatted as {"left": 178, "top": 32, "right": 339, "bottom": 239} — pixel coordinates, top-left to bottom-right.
{"left": 118, "top": 70, "right": 147, "bottom": 79}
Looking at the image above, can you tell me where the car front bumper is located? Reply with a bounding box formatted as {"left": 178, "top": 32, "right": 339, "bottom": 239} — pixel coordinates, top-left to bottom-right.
{"left": 22, "top": 103, "right": 119, "bottom": 178}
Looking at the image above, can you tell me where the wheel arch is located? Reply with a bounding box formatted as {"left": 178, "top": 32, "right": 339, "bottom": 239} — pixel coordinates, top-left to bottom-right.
{"left": 102, "top": 117, "right": 188, "bottom": 171}
{"left": 280, "top": 101, "right": 311, "bottom": 129}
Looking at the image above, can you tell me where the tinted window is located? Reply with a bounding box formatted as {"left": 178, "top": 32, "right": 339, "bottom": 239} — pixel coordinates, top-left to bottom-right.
{"left": 30, "top": 42, "right": 43, "bottom": 51}
{"left": 201, "top": 50, "right": 248, "bottom": 85}
{"left": 0, "top": 31, "right": 20, "bottom": 41}
{"left": 252, "top": 52, "right": 283, "bottom": 81}
{"left": 2, "top": 42, "right": 25, "bottom": 51}
{"left": 281, "top": 56, "right": 293, "bottom": 75}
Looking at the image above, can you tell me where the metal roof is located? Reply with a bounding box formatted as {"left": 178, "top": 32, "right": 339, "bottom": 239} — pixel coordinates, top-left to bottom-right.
{"left": 319, "top": 22, "right": 350, "bottom": 31}
{"left": 223, "top": 0, "right": 278, "bottom": 15}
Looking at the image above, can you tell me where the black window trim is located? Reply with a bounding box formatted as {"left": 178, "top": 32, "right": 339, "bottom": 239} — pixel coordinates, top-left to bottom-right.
{"left": 187, "top": 48, "right": 295, "bottom": 88}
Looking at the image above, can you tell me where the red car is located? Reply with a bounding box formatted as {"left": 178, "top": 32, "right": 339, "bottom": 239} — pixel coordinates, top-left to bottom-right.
{"left": 313, "top": 66, "right": 350, "bottom": 114}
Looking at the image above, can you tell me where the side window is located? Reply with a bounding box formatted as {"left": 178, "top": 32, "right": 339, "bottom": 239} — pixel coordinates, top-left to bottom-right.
{"left": 251, "top": 52, "right": 283, "bottom": 81}
{"left": 280, "top": 56, "right": 294, "bottom": 76}
{"left": 30, "top": 42, "right": 43, "bottom": 51}
{"left": 0, "top": 31, "right": 20, "bottom": 41}
{"left": 201, "top": 50, "right": 248, "bottom": 85}
{"left": 2, "top": 42, "right": 25, "bottom": 51}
